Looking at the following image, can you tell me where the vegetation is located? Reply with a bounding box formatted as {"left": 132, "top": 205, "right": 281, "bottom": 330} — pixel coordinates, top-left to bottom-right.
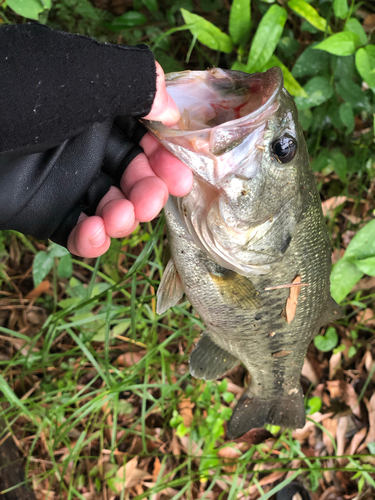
{"left": 0, "top": 0, "right": 375, "bottom": 498}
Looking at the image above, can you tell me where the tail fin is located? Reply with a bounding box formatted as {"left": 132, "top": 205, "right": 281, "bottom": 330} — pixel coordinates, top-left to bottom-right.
{"left": 227, "top": 387, "right": 305, "bottom": 440}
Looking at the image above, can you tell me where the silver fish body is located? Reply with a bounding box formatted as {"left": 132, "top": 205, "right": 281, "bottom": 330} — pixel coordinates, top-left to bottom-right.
{"left": 143, "top": 67, "right": 341, "bottom": 439}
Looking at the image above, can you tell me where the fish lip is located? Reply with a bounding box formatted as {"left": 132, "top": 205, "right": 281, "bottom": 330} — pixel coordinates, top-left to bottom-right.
{"left": 142, "top": 67, "right": 284, "bottom": 137}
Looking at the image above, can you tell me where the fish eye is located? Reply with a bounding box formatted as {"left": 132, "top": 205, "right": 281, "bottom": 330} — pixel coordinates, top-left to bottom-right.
{"left": 271, "top": 136, "right": 297, "bottom": 164}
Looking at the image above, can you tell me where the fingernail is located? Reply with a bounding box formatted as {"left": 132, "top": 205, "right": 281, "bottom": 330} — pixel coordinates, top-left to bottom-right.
{"left": 165, "top": 94, "right": 180, "bottom": 125}
{"left": 89, "top": 225, "right": 106, "bottom": 247}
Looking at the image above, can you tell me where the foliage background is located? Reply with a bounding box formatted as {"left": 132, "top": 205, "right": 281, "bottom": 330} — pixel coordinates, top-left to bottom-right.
{"left": 0, "top": 0, "right": 375, "bottom": 499}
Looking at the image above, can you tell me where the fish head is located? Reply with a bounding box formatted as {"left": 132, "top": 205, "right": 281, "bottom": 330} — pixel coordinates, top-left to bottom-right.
{"left": 143, "top": 67, "right": 309, "bottom": 275}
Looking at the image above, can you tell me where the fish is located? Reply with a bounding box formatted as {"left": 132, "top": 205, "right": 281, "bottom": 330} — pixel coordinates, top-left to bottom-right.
{"left": 142, "top": 67, "right": 342, "bottom": 439}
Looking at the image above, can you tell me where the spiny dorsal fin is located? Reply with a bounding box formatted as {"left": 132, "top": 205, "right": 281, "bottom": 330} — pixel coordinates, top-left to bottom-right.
{"left": 156, "top": 259, "right": 184, "bottom": 314}
{"left": 189, "top": 331, "right": 239, "bottom": 380}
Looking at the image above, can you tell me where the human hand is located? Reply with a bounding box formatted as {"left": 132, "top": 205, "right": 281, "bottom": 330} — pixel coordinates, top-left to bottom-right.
{"left": 67, "top": 63, "right": 193, "bottom": 257}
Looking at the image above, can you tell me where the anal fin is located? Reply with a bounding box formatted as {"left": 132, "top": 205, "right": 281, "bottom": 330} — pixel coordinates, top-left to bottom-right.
{"left": 189, "top": 332, "right": 239, "bottom": 380}
{"left": 157, "top": 259, "right": 184, "bottom": 314}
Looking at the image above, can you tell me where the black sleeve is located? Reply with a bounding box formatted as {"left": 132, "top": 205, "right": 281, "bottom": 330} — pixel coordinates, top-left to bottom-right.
{"left": 0, "top": 23, "right": 156, "bottom": 154}
{"left": 0, "top": 24, "right": 157, "bottom": 248}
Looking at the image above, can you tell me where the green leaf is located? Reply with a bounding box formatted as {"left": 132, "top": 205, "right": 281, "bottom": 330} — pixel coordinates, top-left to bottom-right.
{"left": 345, "top": 219, "right": 375, "bottom": 260}
{"left": 354, "top": 256, "right": 375, "bottom": 276}
{"left": 261, "top": 55, "right": 307, "bottom": 97}
{"left": 330, "top": 259, "right": 363, "bottom": 303}
{"left": 307, "top": 396, "right": 322, "bottom": 414}
{"left": 355, "top": 46, "right": 375, "bottom": 93}
{"left": 33, "top": 251, "right": 54, "bottom": 287}
{"left": 229, "top": 0, "right": 251, "bottom": 46}
{"left": 294, "top": 76, "right": 333, "bottom": 110}
{"left": 58, "top": 254, "right": 73, "bottom": 279}
{"left": 314, "top": 327, "right": 339, "bottom": 352}
{"left": 181, "top": 8, "right": 233, "bottom": 53}
{"left": 287, "top": 0, "right": 329, "bottom": 33}
{"left": 110, "top": 11, "right": 147, "bottom": 29}
{"left": 49, "top": 243, "right": 70, "bottom": 258}
{"left": 314, "top": 32, "right": 360, "bottom": 56}
{"left": 292, "top": 43, "right": 330, "bottom": 78}
{"left": 335, "top": 79, "right": 370, "bottom": 112}
{"left": 246, "top": 5, "right": 287, "bottom": 71}
{"left": 345, "top": 18, "right": 368, "bottom": 46}
{"left": 7, "top": 0, "right": 46, "bottom": 20}
{"left": 339, "top": 102, "right": 354, "bottom": 135}
{"left": 333, "top": 0, "right": 348, "bottom": 20}
{"left": 142, "top": 0, "right": 158, "bottom": 11}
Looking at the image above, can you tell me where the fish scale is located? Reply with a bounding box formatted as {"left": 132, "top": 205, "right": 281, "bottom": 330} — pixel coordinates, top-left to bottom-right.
{"left": 143, "top": 67, "right": 342, "bottom": 439}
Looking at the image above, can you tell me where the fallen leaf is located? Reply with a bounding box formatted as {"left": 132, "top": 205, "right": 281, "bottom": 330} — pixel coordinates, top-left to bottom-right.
{"left": 329, "top": 352, "right": 342, "bottom": 380}
{"left": 272, "top": 350, "right": 292, "bottom": 358}
{"left": 116, "top": 351, "right": 146, "bottom": 367}
{"left": 363, "top": 13, "right": 375, "bottom": 32}
{"left": 321, "top": 196, "right": 348, "bottom": 217}
{"left": 348, "top": 427, "right": 367, "bottom": 455}
{"left": 336, "top": 416, "right": 348, "bottom": 463}
{"left": 285, "top": 276, "right": 302, "bottom": 324}
{"left": 116, "top": 457, "right": 152, "bottom": 491}
{"left": 322, "top": 417, "right": 337, "bottom": 455}
{"left": 363, "top": 393, "right": 375, "bottom": 450}
{"left": 326, "top": 380, "right": 343, "bottom": 399}
{"left": 217, "top": 443, "right": 243, "bottom": 458}
{"left": 178, "top": 398, "right": 194, "bottom": 428}
{"left": 25, "top": 280, "right": 50, "bottom": 300}
{"left": 152, "top": 457, "right": 162, "bottom": 482}
{"left": 356, "top": 308, "right": 375, "bottom": 327}
{"left": 231, "top": 427, "right": 273, "bottom": 445}
{"left": 302, "top": 358, "right": 319, "bottom": 385}
{"left": 344, "top": 383, "right": 361, "bottom": 419}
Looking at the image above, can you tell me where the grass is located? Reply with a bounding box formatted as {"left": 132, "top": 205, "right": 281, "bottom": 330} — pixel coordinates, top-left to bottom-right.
{"left": 1, "top": 204, "right": 374, "bottom": 498}
{"left": 1, "top": 0, "right": 375, "bottom": 498}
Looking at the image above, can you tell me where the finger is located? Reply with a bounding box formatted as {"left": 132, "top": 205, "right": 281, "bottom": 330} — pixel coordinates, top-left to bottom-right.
{"left": 67, "top": 214, "right": 111, "bottom": 257}
{"left": 120, "top": 152, "right": 169, "bottom": 221}
{"left": 96, "top": 186, "right": 139, "bottom": 237}
{"left": 140, "top": 133, "right": 193, "bottom": 197}
{"left": 143, "top": 62, "right": 180, "bottom": 126}
{"left": 128, "top": 176, "right": 168, "bottom": 222}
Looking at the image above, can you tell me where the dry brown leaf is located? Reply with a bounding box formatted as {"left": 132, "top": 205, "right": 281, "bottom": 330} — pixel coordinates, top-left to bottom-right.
{"left": 116, "top": 457, "right": 152, "bottom": 492}
{"left": 348, "top": 427, "right": 367, "bottom": 455}
{"left": 336, "top": 416, "right": 348, "bottom": 463}
{"left": 302, "top": 358, "right": 319, "bottom": 385}
{"left": 231, "top": 427, "right": 273, "bottom": 445}
{"left": 116, "top": 351, "right": 146, "bottom": 367}
{"left": 285, "top": 276, "right": 301, "bottom": 324}
{"left": 344, "top": 383, "right": 361, "bottom": 419}
{"left": 321, "top": 196, "right": 348, "bottom": 217}
{"left": 364, "top": 351, "right": 375, "bottom": 377}
{"left": 272, "top": 350, "right": 292, "bottom": 358}
{"left": 364, "top": 393, "right": 375, "bottom": 449}
{"left": 363, "top": 13, "right": 375, "bottom": 32}
{"left": 178, "top": 397, "right": 194, "bottom": 428}
{"left": 356, "top": 308, "right": 375, "bottom": 327}
{"left": 247, "top": 470, "right": 286, "bottom": 497}
{"left": 329, "top": 352, "right": 342, "bottom": 380}
{"left": 25, "top": 280, "right": 51, "bottom": 300}
{"left": 152, "top": 457, "right": 162, "bottom": 482}
{"left": 217, "top": 443, "right": 242, "bottom": 459}
{"left": 322, "top": 417, "right": 337, "bottom": 455}
{"left": 326, "top": 380, "right": 342, "bottom": 399}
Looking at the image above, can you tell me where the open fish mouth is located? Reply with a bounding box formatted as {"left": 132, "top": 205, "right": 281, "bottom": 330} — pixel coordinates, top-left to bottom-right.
{"left": 144, "top": 67, "right": 283, "bottom": 153}
{"left": 167, "top": 66, "right": 283, "bottom": 132}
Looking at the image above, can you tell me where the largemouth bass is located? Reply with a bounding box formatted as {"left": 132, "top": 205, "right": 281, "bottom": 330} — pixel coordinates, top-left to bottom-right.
{"left": 143, "top": 67, "right": 342, "bottom": 439}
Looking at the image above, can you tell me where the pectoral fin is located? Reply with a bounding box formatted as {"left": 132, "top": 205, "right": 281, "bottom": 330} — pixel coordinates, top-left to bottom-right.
{"left": 189, "top": 331, "right": 239, "bottom": 380}
{"left": 156, "top": 259, "right": 184, "bottom": 314}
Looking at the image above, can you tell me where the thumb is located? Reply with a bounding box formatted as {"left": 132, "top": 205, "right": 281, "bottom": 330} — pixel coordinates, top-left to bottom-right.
{"left": 143, "top": 62, "right": 180, "bottom": 126}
